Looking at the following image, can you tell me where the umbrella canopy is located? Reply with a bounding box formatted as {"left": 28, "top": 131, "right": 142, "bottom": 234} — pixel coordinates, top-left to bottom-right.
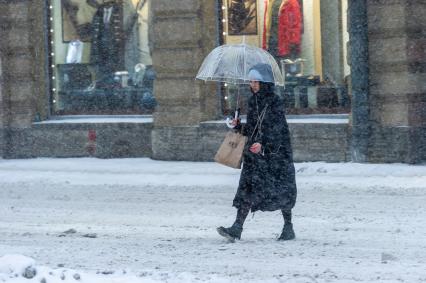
{"left": 196, "top": 43, "right": 284, "bottom": 86}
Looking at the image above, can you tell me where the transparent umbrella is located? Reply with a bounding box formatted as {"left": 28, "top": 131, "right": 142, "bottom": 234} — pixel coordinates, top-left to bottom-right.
{"left": 196, "top": 42, "right": 284, "bottom": 86}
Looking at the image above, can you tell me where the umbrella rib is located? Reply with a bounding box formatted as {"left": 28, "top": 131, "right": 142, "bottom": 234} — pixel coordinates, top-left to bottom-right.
{"left": 243, "top": 43, "right": 247, "bottom": 83}
{"left": 210, "top": 46, "right": 224, "bottom": 81}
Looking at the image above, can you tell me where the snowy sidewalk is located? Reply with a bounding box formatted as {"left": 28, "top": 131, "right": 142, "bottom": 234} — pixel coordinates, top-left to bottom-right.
{"left": 1, "top": 158, "right": 426, "bottom": 283}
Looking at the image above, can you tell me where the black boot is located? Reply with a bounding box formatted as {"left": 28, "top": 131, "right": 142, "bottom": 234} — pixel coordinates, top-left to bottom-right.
{"left": 278, "top": 223, "right": 295, "bottom": 241}
{"left": 217, "top": 224, "right": 243, "bottom": 242}
{"left": 218, "top": 206, "right": 249, "bottom": 242}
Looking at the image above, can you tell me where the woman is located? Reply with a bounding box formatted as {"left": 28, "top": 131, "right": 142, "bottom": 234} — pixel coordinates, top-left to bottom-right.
{"left": 217, "top": 63, "right": 297, "bottom": 241}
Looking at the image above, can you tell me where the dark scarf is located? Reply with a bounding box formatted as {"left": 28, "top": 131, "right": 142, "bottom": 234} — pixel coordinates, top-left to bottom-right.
{"left": 251, "top": 82, "right": 275, "bottom": 100}
{"left": 248, "top": 82, "right": 275, "bottom": 143}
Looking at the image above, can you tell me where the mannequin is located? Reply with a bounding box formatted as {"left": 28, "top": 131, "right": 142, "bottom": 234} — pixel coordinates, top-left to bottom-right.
{"left": 228, "top": 0, "right": 256, "bottom": 35}
{"left": 90, "top": 0, "right": 124, "bottom": 85}
{"left": 62, "top": 0, "right": 99, "bottom": 41}
{"left": 262, "top": 0, "right": 302, "bottom": 60}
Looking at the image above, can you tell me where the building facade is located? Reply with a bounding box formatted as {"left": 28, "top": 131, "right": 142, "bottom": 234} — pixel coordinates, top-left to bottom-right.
{"left": 0, "top": 0, "right": 425, "bottom": 163}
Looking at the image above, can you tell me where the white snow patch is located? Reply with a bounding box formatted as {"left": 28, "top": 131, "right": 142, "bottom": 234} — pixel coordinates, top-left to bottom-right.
{"left": 287, "top": 118, "right": 348, "bottom": 124}
{"left": 0, "top": 255, "right": 35, "bottom": 277}
{"left": 33, "top": 116, "right": 153, "bottom": 124}
{"left": 0, "top": 255, "right": 243, "bottom": 283}
{"left": 202, "top": 117, "right": 349, "bottom": 124}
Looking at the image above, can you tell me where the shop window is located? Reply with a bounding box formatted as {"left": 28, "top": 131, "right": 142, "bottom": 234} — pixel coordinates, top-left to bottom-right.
{"left": 220, "top": 0, "right": 351, "bottom": 115}
{"left": 48, "top": 0, "right": 156, "bottom": 115}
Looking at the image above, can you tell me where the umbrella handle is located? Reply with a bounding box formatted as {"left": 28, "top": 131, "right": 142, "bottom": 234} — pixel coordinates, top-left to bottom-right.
{"left": 234, "top": 108, "right": 240, "bottom": 119}
{"left": 225, "top": 108, "right": 241, "bottom": 129}
{"left": 225, "top": 117, "right": 235, "bottom": 129}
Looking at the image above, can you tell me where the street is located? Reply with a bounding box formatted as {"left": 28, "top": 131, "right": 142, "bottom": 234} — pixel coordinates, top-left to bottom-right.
{"left": 1, "top": 158, "right": 426, "bottom": 282}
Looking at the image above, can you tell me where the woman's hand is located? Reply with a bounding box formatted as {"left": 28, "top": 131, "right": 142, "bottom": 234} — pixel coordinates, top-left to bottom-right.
{"left": 231, "top": 118, "right": 240, "bottom": 127}
{"left": 249, "top": 142, "right": 262, "bottom": 154}
{"left": 230, "top": 118, "right": 242, "bottom": 131}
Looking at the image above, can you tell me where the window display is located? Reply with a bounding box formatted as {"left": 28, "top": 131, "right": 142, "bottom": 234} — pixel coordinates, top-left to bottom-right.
{"left": 49, "top": 0, "right": 156, "bottom": 115}
{"left": 221, "top": 0, "right": 351, "bottom": 115}
{"left": 227, "top": 0, "right": 258, "bottom": 35}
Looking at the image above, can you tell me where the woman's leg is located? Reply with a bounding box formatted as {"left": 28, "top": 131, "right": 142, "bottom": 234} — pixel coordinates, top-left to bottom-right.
{"left": 281, "top": 209, "right": 292, "bottom": 224}
{"left": 217, "top": 204, "right": 250, "bottom": 241}
{"left": 278, "top": 209, "right": 295, "bottom": 240}
{"left": 233, "top": 204, "right": 251, "bottom": 227}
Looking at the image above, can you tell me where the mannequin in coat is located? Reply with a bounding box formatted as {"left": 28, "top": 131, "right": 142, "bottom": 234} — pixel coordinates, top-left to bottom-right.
{"left": 262, "top": 0, "right": 302, "bottom": 59}
{"left": 90, "top": 0, "right": 124, "bottom": 85}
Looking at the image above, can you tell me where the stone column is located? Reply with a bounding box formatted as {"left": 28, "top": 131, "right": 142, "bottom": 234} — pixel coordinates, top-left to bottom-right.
{"left": 150, "top": 0, "right": 219, "bottom": 160}
{"left": 348, "top": 0, "right": 370, "bottom": 162}
{"left": 320, "top": 0, "right": 345, "bottom": 86}
{"left": 365, "top": 0, "right": 426, "bottom": 163}
{"left": 0, "top": 1, "right": 48, "bottom": 158}
{"left": 0, "top": 55, "right": 4, "bottom": 158}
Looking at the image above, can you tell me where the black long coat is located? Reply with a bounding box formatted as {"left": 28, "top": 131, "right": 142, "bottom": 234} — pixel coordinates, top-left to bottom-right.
{"left": 90, "top": 3, "right": 123, "bottom": 77}
{"left": 233, "top": 92, "right": 297, "bottom": 212}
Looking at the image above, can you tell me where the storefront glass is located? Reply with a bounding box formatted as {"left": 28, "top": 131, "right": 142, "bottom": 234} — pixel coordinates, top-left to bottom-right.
{"left": 220, "top": 0, "right": 351, "bottom": 115}
{"left": 48, "top": 0, "right": 156, "bottom": 115}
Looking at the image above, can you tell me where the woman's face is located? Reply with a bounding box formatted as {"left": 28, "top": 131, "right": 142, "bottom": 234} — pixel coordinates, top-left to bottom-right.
{"left": 250, "top": 80, "right": 260, "bottom": 93}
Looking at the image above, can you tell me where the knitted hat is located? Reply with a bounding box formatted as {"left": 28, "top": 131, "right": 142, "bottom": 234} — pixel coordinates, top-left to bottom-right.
{"left": 248, "top": 63, "right": 274, "bottom": 83}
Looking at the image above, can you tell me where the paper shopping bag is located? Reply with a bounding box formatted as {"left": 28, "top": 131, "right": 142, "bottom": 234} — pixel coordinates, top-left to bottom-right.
{"left": 214, "top": 131, "right": 247, "bottom": 169}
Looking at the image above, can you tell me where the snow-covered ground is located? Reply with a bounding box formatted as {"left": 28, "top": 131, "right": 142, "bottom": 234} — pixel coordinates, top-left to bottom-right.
{"left": 0, "top": 158, "right": 426, "bottom": 283}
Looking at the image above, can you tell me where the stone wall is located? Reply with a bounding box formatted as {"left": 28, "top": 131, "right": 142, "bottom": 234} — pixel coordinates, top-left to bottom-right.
{"left": 5, "top": 119, "right": 346, "bottom": 162}
{"left": 365, "top": 0, "right": 426, "bottom": 163}
{"left": 5, "top": 122, "right": 153, "bottom": 159}
{"left": 290, "top": 122, "right": 350, "bottom": 162}
{"left": 198, "top": 121, "right": 350, "bottom": 162}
